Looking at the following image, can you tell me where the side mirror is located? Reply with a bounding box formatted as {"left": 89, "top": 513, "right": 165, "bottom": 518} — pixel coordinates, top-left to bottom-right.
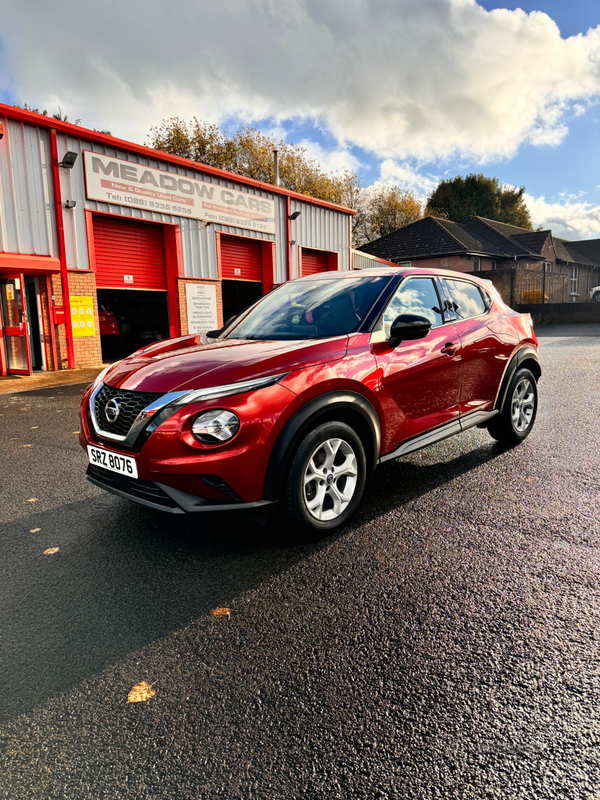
{"left": 206, "top": 315, "right": 238, "bottom": 339}
{"left": 389, "top": 314, "right": 432, "bottom": 347}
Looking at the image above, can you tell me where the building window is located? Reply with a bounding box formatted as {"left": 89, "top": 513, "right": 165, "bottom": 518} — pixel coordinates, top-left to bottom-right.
{"left": 570, "top": 266, "right": 579, "bottom": 296}
{"left": 544, "top": 261, "right": 552, "bottom": 273}
{"left": 472, "top": 257, "right": 481, "bottom": 271}
{"left": 491, "top": 260, "right": 497, "bottom": 270}
{"left": 398, "top": 261, "right": 412, "bottom": 268}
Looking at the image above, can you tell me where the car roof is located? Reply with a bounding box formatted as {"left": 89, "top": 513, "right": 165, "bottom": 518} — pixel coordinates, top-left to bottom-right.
{"left": 293, "top": 266, "right": 489, "bottom": 285}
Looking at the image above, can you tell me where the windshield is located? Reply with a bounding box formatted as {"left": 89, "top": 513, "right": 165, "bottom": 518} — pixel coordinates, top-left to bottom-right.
{"left": 222, "top": 275, "right": 392, "bottom": 340}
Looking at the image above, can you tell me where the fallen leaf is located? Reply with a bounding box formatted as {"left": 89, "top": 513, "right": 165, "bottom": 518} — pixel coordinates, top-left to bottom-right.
{"left": 127, "top": 681, "right": 156, "bottom": 703}
{"left": 27, "top": 498, "right": 37, "bottom": 502}
{"left": 212, "top": 607, "right": 231, "bottom": 619}
{"left": 73, "top": 431, "right": 80, "bottom": 435}
{"left": 44, "top": 547, "right": 59, "bottom": 555}
{"left": 31, "top": 426, "right": 39, "bottom": 429}
{"left": 30, "top": 528, "right": 41, "bottom": 533}
{"left": 23, "top": 444, "right": 32, "bottom": 448}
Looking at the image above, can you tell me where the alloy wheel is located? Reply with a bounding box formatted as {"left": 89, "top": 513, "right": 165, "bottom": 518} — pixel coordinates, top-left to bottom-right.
{"left": 303, "top": 437, "right": 358, "bottom": 521}
{"left": 511, "top": 377, "right": 535, "bottom": 433}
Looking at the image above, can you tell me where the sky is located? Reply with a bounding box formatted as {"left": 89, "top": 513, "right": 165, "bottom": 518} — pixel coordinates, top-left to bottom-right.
{"left": 1, "top": 0, "right": 600, "bottom": 240}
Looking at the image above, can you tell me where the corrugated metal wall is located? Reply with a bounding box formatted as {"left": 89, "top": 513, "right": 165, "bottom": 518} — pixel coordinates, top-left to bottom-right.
{"left": 0, "top": 117, "right": 57, "bottom": 256}
{"left": 289, "top": 199, "right": 350, "bottom": 278}
{"left": 352, "top": 250, "right": 396, "bottom": 271}
{"left": 56, "top": 133, "right": 296, "bottom": 280}
{"left": 0, "top": 119, "right": 351, "bottom": 284}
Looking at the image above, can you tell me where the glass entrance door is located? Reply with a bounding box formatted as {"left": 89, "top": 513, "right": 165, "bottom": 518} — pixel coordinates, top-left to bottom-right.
{"left": 0, "top": 275, "right": 32, "bottom": 375}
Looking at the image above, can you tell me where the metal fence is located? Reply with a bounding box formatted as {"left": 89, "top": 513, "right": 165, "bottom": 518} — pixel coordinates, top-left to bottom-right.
{"left": 477, "top": 268, "right": 600, "bottom": 306}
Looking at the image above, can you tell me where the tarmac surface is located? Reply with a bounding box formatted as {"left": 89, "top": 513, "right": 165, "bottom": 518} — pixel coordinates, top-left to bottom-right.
{"left": 0, "top": 324, "right": 599, "bottom": 799}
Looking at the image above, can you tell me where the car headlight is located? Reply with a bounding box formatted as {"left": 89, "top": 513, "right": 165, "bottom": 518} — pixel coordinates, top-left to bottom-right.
{"left": 192, "top": 410, "right": 240, "bottom": 443}
{"left": 173, "top": 372, "right": 290, "bottom": 406}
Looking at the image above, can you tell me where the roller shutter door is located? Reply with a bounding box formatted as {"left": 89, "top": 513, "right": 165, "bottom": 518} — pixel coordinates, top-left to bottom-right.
{"left": 220, "top": 236, "right": 263, "bottom": 281}
{"left": 93, "top": 216, "right": 167, "bottom": 290}
{"left": 301, "top": 248, "right": 329, "bottom": 276}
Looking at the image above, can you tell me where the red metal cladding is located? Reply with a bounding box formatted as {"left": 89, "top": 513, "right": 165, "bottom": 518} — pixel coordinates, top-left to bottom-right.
{"left": 220, "top": 235, "right": 263, "bottom": 282}
{"left": 93, "top": 216, "right": 167, "bottom": 291}
{"left": 301, "top": 248, "right": 329, "bottom": 276}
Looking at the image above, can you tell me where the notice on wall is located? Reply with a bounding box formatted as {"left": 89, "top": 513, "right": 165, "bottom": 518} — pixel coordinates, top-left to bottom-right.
{"left": 70, "top": 296, "right": 96, "bottom": 337}
{"left": 84, "top": 151, "right": 276, "bottom": 234}
{"left": 185, "top": 284, "right": 218, "bottom": 334}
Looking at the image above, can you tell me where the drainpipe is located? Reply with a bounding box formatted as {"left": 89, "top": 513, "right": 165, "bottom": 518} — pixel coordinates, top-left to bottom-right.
{"left": 286, "top": 196, "right": 292, "bottom": 282}
{"left": 49, "top": 129, "right": 75, "bottom": 369}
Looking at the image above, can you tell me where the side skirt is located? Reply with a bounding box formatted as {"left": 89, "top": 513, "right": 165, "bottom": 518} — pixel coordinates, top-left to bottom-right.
{"left": 379, "top": 410, "right": 499, "bottom": 463}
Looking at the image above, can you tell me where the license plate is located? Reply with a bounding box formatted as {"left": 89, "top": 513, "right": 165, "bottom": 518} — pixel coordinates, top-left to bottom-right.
{"left": 87, "top": 445, "right": 138, "bottom": 479}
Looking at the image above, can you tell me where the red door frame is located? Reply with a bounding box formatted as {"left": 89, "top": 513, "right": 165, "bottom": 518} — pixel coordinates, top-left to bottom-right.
{"left": 85, "top": 210, "right": 182, "bottom": 339}
{"left": 0, "top": 273, "right": 32, "bottom": 375}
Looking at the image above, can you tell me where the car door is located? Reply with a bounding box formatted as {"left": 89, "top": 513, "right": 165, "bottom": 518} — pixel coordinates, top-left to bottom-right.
{"left": 372, "top": 276, "right": 462, "bottom": 454}
{"left": 441, "top": 277, "right": 510, "bottom": 416}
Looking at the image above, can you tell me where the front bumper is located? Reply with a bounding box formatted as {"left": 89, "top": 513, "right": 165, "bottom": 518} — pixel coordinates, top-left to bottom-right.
{"left": 80, "top": 380, "right": 303, "bottom": 511}
{"left": 86, "top": 463, "right": 275, "bottom": 514}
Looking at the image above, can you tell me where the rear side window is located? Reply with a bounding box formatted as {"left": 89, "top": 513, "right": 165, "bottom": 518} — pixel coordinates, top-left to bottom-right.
{"left": 444, "top": 279, "right": 488, "bottom": 320}
{"left": 382, "top": 277, "right": 444, "bottom": 338}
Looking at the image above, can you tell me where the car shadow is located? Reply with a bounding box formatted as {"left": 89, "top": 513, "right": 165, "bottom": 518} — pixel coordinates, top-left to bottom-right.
{"left": 0, "top": 496, "right": 319, "bottom": 722}
{"left": 0, "top": 434, "right": 509, "bottom": 722}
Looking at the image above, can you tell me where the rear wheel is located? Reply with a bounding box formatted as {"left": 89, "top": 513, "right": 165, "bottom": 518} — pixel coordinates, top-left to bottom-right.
{"left": 487, "top": 367, "right": 538, "bottom": 446}
{"left": 593, "top": 291, "right": 600, "bottom": 303}
{"left": 284, "top": 421, "right": 366, "bottom": 536}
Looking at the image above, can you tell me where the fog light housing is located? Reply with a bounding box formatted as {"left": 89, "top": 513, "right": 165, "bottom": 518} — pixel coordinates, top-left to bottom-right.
{"left": 192, "top": 410, "right": 240, "bottom": 443}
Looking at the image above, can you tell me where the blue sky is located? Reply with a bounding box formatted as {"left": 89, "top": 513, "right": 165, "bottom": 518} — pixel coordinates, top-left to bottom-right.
{"left": 1, "top": 0, "right": 600, "bottom": 239}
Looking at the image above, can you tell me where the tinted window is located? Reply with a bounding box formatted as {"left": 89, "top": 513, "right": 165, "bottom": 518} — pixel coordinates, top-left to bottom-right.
{"left": 382, "top": 278, "right": 444, "bottom": 338}
{"left": 444, "top": 279, "right": 487, "bottom": 320}
{"left": 224, "top": 275, "right": 392, "bottom": 340}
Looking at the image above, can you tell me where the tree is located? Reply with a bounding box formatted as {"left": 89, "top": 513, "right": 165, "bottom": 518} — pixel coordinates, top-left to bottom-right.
{"left": 360, "top": 186, "right": 423, "bottom": 243}
{"left": 147, "top": 117, "right": 359, "bottom": 209}
{"left": 14, "top": 103, "right": 83, "bottom": 126}
{"left": 425, "top": 173, "right": 532, "bottom": 229}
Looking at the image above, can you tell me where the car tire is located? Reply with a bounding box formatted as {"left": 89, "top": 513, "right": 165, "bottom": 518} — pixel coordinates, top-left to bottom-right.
{"left": 487, "top": 367, "right": 538, "bottom": 446}
{"left": 593, "top": 291, "right": 600, "bottom": 303}
{"left": 284, "top": 421, "right": 366, "bottom": 537}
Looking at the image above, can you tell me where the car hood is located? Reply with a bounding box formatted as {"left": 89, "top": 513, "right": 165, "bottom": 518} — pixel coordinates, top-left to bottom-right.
{"left": 103, "top": 334, "right": 348, "bottom": 394}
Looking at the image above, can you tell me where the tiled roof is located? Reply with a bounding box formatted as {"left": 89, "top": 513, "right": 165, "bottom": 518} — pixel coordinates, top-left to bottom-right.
{"left": 563, "top": 239, "right": 600, "bottom": 266}
{"left": 511, "top": 231, "right": 551, "bottom": 255}
{"left": 359, "top": 215, "right": 600, "bottom": 268}
{"left": 358, "top": 216, "right": 468, "bottom": 261}
{"left": 461, "top": 218, "right": 532, "bottom": 257}
{"left": 553, "top": 238, "right": 600, "bottom": 267}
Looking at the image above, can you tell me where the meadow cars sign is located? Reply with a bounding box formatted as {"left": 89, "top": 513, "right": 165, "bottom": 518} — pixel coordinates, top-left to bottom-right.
{"left": 84, "top": 152, "right": 276, "bottom": 234}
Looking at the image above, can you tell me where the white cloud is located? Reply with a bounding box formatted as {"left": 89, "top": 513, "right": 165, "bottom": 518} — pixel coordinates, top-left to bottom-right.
{"left": 2, "top": 0, "right": 600, "bottom": 163}
{"left": 376, "top": 159, "right": 440, "bottom": 198}
{"left": 295, "top": 139, "right": 362, "bottom": 174}
{"left": 525, "top": 193, "right": 600, "bottom": 240}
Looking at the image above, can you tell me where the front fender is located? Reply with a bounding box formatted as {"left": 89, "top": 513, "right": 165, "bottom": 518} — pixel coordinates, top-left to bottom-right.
{"left": 263, "top": 392, "right": 381, "bottom": 501}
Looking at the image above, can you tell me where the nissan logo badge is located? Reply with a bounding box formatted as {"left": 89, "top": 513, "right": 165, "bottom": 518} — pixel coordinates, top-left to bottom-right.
{"left": 105, "top": 398, "right": 121, "bottom": 423}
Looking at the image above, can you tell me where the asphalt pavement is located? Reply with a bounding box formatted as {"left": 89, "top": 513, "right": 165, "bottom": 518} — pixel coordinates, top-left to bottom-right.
{"left": 0, "top": 326, "right": 599, "bottom": 799}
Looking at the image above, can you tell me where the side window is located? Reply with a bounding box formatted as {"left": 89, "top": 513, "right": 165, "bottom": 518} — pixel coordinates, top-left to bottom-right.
{"left": 382, "top": 278, "right": 444, "bottom": 338}
{"left": 444, "top": 279, "right": 487, "bottom": 320}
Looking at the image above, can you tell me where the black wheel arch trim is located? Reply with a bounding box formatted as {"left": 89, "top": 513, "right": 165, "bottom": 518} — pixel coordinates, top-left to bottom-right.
{"left": 263, "top": 392, "right": 381, "bottom": 501}
{"left": 495, "top": 345, "right": 541, "bottom": 412}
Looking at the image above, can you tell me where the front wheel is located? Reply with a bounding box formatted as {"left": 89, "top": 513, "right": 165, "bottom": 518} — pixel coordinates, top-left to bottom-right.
{"left": 284, "top": 421, "right": 366, "bottom": 537}
{"left": 487, "top": 367, "right": 538, "bottom": 446}
{"left": 593, "top": 291, "right": 600, "bottom": 303}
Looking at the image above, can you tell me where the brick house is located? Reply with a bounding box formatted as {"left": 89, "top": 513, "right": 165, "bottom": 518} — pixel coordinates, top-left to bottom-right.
{"left": 358, "top": 216, "right": 600, "bottom": 304}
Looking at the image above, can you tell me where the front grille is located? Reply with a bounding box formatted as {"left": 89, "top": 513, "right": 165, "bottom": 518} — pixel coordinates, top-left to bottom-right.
{"left": 93, "top": 384, "right": 162, "bottom": 439}
{"left": 87, "top": 464, "right": 178, "bottom": 510}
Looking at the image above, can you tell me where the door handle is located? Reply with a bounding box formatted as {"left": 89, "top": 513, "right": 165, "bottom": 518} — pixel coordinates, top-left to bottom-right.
{"left": 441, "top": 342, "right": 458, "bottom": 355}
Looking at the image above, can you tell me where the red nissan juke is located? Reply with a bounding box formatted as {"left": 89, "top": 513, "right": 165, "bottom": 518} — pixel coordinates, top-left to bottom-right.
{"left": 80, "top": 267, "right": 541, "bottom": 535}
